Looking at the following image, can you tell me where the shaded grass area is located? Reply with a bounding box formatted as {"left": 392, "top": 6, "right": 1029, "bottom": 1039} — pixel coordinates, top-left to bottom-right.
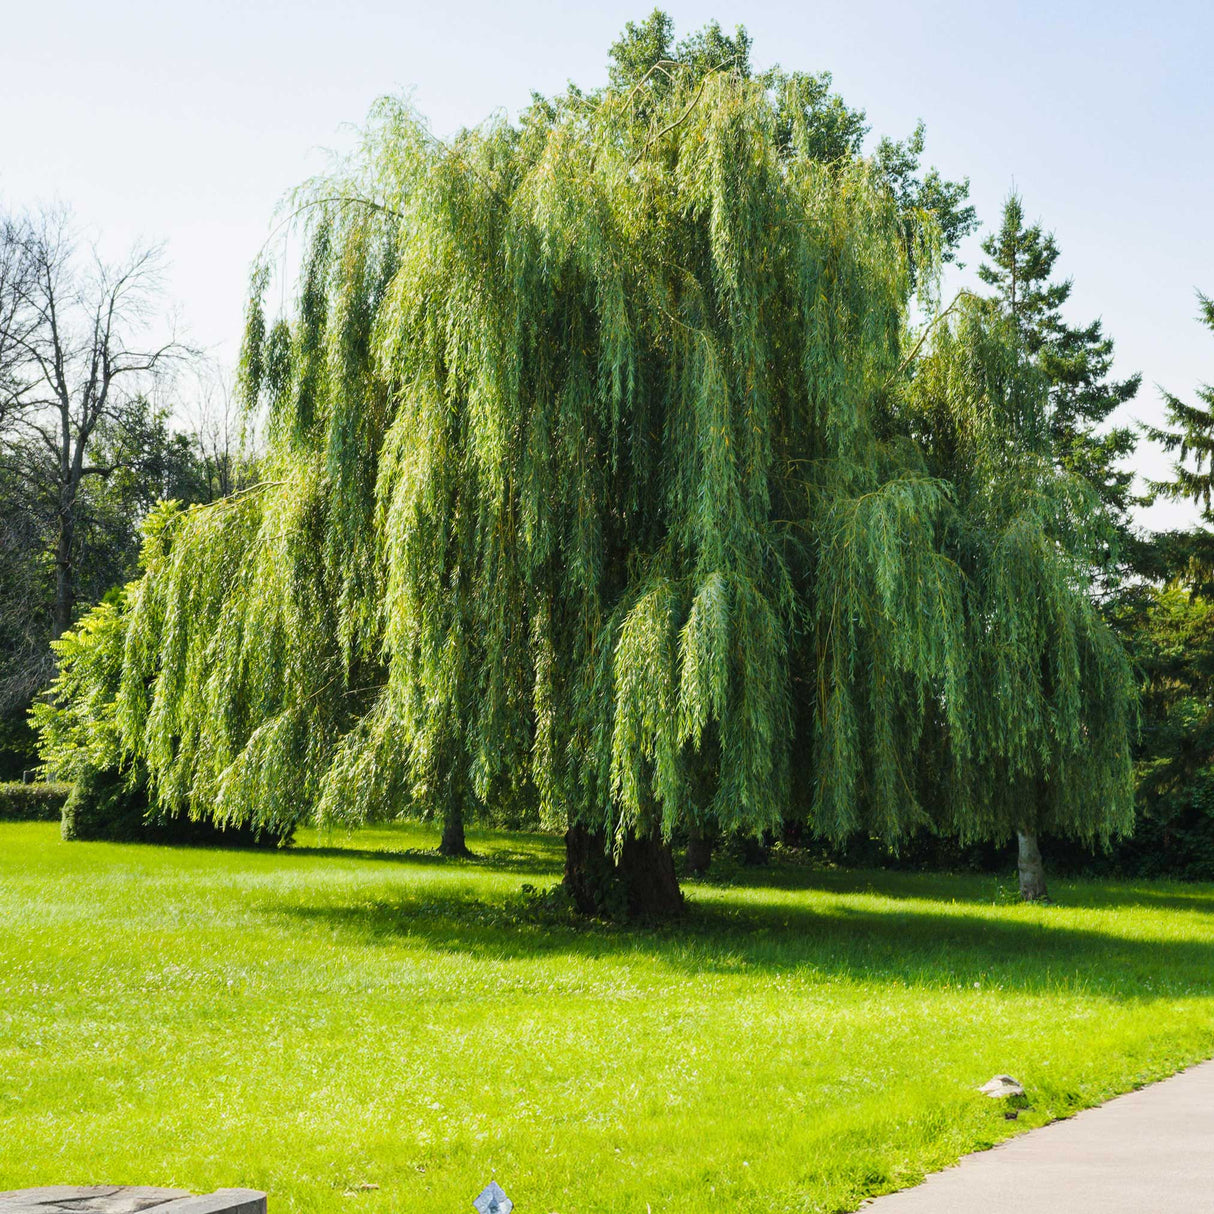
{"left": 1, "top": 821, "right": 1213, "bottom": 1213}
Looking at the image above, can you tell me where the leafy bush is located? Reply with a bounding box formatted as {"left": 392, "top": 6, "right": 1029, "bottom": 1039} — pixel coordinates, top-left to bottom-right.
{"left": 0, "top": 781, "right": 71, "bottom": 822}
{"left": 61, "top": 765, "right": 294, "bottom": 847}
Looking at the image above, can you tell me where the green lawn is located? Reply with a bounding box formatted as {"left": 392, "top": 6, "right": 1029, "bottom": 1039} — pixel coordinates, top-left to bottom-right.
{"left": 2, "top": 822, "right": 1213, "bottom": 1213}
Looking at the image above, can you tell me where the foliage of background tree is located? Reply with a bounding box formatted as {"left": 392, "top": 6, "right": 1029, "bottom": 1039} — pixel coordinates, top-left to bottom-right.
{"left": 0, "top": 403, "right": 244, "bottom": 779}
{"left": 0, "top": 211, "right": 187, "bottom": 636}
{"left": 1147, "top": 293, "right": 1214, "bottom": 524}
{"left": 1103, "top": 293, "right": 1214, "bottom": 879}
{"left": 853, "top": 290, "right": 1210, "bottom": 886}
{"left": 0, "top": 409, "right": 202, "bottom": 777}
{"left": 1104, "top": 581, "right": 1214, "bottom": 879}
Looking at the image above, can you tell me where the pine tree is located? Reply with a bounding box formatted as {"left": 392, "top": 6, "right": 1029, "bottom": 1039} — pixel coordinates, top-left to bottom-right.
{"left": 1147, "top": 293, "right": 1214, "bottom": 520}
{"left": 1105, "top": 296, "right": 1214, "bottom": 879}
{"left": 969, "top": 195, "right": 1142, "bottom": 897}
{"left": 1126, "top": 295, "right": 1214, "bottom": 599}
{"left": 979, "top": 194, "right": 1141, "bottom": 539}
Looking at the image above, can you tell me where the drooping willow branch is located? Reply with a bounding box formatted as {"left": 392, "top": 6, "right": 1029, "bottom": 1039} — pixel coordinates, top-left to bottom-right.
{"left": 630, "top": 57, "right": 737, "bottom": 168}
{"left": 881, "top": 289, "right": 972, "bottom": 391}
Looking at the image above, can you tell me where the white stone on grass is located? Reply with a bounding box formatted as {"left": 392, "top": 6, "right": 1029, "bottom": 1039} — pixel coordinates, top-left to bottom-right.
{"left": 979, "top": 1075, "right": 1026, "bottom": 1099}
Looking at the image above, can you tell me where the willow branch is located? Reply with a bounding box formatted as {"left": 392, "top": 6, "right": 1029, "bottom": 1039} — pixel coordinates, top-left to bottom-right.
{"left": 630, "top": 57, "right": 736, "bottom": 169}
{"left": 191, "top": 479, "right": 286, "bottom": 510}
{"left": 881, "top": 290, "right": 970, "bottom": 391}
{"left": 624, "top": 59, "right": 680, "bottom": 108}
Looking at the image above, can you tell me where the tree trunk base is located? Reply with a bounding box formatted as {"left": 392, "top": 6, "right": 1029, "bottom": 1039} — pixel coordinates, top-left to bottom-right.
{"left": 1017, "top": 830, "right": 1050, "bottom": 902}
{"left": 564, "top": 824, "right": 684, "bottom": 920}
{"left": 438, "top": 811, "right": 472, "bottom": 858}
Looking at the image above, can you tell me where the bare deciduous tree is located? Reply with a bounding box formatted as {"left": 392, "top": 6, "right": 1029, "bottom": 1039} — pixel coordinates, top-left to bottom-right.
{"left": 185, "top": 362, "right": 252, "bottom": 503}
{"left": 0, "top": 208, "right": 187, "bottom": 638}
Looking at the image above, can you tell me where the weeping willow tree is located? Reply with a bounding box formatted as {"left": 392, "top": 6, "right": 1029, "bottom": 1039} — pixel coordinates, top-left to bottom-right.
{"left": 35, "top": 17, "right": 1132, "bottom": 912}
{"left": 902, "top": 298, "right": 1137, "bottom": 898}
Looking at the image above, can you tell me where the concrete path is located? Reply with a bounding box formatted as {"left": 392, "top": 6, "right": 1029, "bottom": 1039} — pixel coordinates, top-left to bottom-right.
{"left": 863, "top": 1059, "right": 1214, "bottom": 1212}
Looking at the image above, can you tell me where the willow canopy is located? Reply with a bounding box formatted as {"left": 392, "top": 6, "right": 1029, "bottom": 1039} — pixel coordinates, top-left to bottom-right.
{"left": 36, "top": 17, "right": 1134, "bottom": 913}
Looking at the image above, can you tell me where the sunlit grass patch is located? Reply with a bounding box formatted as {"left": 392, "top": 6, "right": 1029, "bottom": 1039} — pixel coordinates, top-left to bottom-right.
{"left": 2, "top": 821, "right": 1212, "bottom": 1213}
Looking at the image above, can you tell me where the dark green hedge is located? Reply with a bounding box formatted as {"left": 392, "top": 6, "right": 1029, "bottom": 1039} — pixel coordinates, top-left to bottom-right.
{"left": 0, "top": 781, "right": 72, "bottom": 821}
{"left": 61, "top": 766, "right": 295, "bottom": 848}
{"left": 784, "top": 815, "right": 1214, "bottom": 883}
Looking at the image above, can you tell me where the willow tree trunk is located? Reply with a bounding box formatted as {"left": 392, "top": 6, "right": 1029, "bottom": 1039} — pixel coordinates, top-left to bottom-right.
{"left": 564, "top": 823, "right": 684, "bottom": 919}
{"left": 1017, "top": 830, "right": 1049, "bottom": 901}
{"left": 439, "top": 802, "right": 471, "bottom": 857}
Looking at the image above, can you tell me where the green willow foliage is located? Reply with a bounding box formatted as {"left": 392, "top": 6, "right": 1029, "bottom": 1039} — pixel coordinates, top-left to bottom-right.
{"left": 34, "top": 592, "right": 129, "bottom": 787}
{"left": 36, "top": 43, "right": 1133, "bottom": 858}
{"left": 905, "top": 300, "right": 1136, "bottom": 845}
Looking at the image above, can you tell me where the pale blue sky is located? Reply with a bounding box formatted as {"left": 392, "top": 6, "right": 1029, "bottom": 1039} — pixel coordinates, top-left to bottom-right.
{"left": 2, "top": 0, "right": 1210, "bottom": 527}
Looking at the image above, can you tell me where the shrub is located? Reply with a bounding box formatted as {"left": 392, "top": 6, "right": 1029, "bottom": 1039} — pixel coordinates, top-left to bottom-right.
{"left": 61, "top": 766, "right": 295, "bottom": 848}
{"left": 0, "top": 781, "right": 72, "bottom": 822}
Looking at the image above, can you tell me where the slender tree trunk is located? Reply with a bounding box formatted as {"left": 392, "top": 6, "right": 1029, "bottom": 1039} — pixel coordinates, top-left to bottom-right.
{"left": 564, "top": 823, "right": 684, "bottom": 919}
{"left": 686, "top": 825, "right": 715, "bottom": 876}
{"left": 1017, "top": 830, "right": 1049, "bottom": 901}
{"left": 52, "top": 509, "right": 74, "bottom": 639}
{"left": 438, "top": 801, "right": 471, "bottom": 857}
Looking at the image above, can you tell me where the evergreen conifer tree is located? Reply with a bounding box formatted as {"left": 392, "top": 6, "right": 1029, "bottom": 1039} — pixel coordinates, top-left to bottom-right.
{"left": 1147, "top": 293, "right": 1214, "bottom": 521}
{"left": 971, "top": 195, "right": 1141, "bottom": 896}
{"left": 979, "top": 193, "right": 1140, "bottom": 537}
{"left": 1110, "top": 295, "right": 1214, "bottom": 878}
{"left": 1126, "top": 294, "right": 1214, "bottom": 593}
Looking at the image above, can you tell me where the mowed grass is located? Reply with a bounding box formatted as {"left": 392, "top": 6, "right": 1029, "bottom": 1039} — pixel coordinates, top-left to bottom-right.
{"left": 2, "top": 822, "right": 1213, "bottom": 1213}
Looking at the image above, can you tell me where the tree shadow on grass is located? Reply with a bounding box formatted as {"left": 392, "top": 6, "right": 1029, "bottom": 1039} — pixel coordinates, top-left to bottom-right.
{"left": 268, "top": 827, "right": 1214, "bottom": 995}
{"left": 265, "top": 866, "right": 1214, "bottom": 1002}
{"left": 1055, "top": 883, "right": 1214, "bottom": 916}
{"left": 287, "top": 840, "right": 1214, "bottom": 919}
{"left": 707, "top": 855, "right": 1214, "bottom": 917}
{"left": 283, "top": 843, "right": 564, "bottom": 877}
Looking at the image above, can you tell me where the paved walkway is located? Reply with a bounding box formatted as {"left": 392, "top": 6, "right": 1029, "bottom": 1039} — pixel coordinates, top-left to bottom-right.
{"left": 863, "top": 1059, "right": 1214, "bottom": 1212}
